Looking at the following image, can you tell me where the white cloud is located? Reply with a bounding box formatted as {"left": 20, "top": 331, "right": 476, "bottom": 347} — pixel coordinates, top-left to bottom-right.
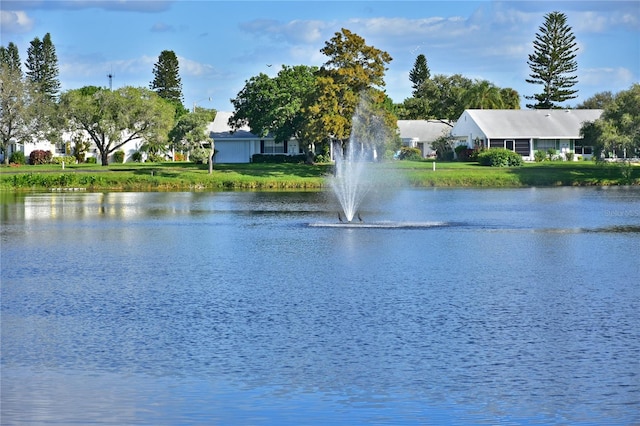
{"left": 59, "top": 55, "right": 154, "bottom": 81}
{"left": 581, "top": 67, "right": 635, "bottom": 88}
{"left": 177, "top": 56, "right": 218, "bottom": 77}
{"left": 0, "top": 10, "right": 34, "bottom": 34}
{"left": 150, "top": 22, "right": 175, "bottom": 32}
{"left": 240, "top": 18, "right": 329, "bottom": 45}
{"left": 573, "top": 11, "right": 610, "bottom": 33}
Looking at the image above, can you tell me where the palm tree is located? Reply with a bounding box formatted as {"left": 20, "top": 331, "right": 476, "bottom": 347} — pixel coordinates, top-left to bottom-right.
{"left": 464, "top": 80, "right": 503, "bottom": 109}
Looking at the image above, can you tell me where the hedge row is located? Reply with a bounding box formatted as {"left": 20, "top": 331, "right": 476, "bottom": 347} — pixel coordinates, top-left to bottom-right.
{"left": 251, "top": 154, "right": 307, "bottom": 163}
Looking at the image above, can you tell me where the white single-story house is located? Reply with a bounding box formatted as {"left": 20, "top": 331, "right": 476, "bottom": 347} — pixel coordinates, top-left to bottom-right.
{"left": 208, "top": 111, "right": 302, "bottom": 163}
{"left": 397, "top": 119, "right": 454, "bottom": 157}
{"left": 450, "top": 109, "right": 603, "bottom": 160}
{"left": 1, "top": 132, "right": 143, "bottom": 164}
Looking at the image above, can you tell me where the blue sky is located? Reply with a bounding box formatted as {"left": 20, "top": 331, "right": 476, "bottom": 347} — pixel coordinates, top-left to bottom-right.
{"left": 1, "top": 0, "right": 638, "bottom": 112}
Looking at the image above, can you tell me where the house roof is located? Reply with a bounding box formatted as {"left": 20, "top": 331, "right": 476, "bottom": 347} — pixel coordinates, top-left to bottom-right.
{"left": 207, "top": 111, "right": 261, "bottom": 140}
{"left": 397, "top": 120, "right": 453, "bottom": 141}
{"left": 460, "top": 109, "right": 603, "bottom": 139}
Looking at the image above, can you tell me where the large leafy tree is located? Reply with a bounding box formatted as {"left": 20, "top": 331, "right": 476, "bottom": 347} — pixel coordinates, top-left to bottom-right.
{"left": 580, "top": 84, "right": 640, "bottom": 159}
{"left": 402, "top": 75, "right": 520, "bottom": 119}
{"left": 0, "top": 63, "right": 30, "bottom": 164}
{"left": 150, "top": 50, "right": 185, "bottom": 114}
{"left": 412, "top": 74, "right": 473, "bottom": 120}
{"left": 61, "top": 86, "right": 175, "bottom": 165}
{"left": 576, "top": 91, "right": 615, "bottom": 109}
{"left": 409, "top": 54, "right": 430, "bottom": 96}
{"left": 308, "top": 28, "right": 395, "bottom": 151}
{"left": 526, "top": 11, "right": 578, "bottom": 109}
{"left": 229, "top": 65, "right": 319, "bottom": 161}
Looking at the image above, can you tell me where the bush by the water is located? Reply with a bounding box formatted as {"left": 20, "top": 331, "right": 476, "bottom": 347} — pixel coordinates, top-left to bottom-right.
{"left": 477, "top": 148, "right": 523, "bottom": 167}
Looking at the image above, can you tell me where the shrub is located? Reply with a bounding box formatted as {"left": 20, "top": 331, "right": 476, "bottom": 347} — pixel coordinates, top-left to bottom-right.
{"left": 432, "top": 135, "right": 455, "bottom": 161}
{"left": 148, "top": 153, "right": 165, "bottom": 162}
{"left": 174, "top": 152, "right": 186, "bottom": 162}
{"left": 29, "top": 150, "right": 52, "bottom": 165}
{"left": 86, "top": 157, "right": 97, "bottom": 164}
{"left": 565, "top": 152, "right": 574, "bottom": 162}
{"left": 251, "top": 154, "right": 307, "bottom": 163}
{"left": 314, "top": 154, "right": 330, "bottom": 163}
{"left": 454, "top": 145, "right": 474, "bottom": 161}
{"left": 397, "top": 146, "right": 422, "bottom": 161}
{"left": 190, "top": 148, "right": 209, "bottom": 164}
{"left": 131, "top": 151, "right": 143, "bottom": 162}
{"left": 477, "top": 148, "right": 523, "bottom": 167}
{"left": 534, "top": 150, "right": 547, "bottom": 162}
{"left": 50, "top": 156, "right": 76, "bottom": 165}
{"left": 9, "top": 151, "right": 26, "bottom": 165}
{"left": 112, "top": 150, "right": 125, "bottom": 163}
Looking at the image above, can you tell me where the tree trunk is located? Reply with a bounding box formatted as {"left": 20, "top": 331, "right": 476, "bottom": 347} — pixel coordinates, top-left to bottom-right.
{"left": 208, "top": 141, "right": 215, "bottom": 174}
{"left": 101, "top": 150, "right": 109, "bottom": 166}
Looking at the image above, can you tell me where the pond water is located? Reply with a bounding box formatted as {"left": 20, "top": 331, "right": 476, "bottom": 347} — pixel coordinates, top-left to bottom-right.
{"left": 1, "top": 187, "right": 639, "bottom": 425}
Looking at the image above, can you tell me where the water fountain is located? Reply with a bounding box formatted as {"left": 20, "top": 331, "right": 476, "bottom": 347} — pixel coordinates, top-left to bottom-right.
{"left": 330, "top": 137, "right": 371, "bottom": 223}
{"left": 328, "top": 97, "right": 385, "bottom": 223}
{"left": 311, "top": 95, "right": 449, "bottom": 230}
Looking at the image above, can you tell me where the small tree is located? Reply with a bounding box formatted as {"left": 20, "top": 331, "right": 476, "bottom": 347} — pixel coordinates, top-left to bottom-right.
{"left": 168, "top": 110, "right": 214, "bottom": 170}
{"left": 526, "top": 12, "right": 578, "bottom": 109}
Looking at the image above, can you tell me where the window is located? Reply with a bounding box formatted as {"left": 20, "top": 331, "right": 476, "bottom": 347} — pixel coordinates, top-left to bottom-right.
{"left": 262, "top": 140, "right": 285, "bottom": 154}
{"left": 55, "top": 142, "right": 66, "bottom": 154}
{"left": 575, "top": 145, "right": 593, "bottom": 155}
{"left": 534, "top": 139, "right": 557, "bottom": 151}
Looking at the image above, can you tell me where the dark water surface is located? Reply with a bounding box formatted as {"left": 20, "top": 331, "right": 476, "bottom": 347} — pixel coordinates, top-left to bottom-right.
{"left": 1, "top": 188, "right": 639, "bottom": 425}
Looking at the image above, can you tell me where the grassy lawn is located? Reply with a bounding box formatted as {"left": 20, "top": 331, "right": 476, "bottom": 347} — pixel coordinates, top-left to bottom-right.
{"left": 1, "top": 160, "right": 638, "bottom": 191}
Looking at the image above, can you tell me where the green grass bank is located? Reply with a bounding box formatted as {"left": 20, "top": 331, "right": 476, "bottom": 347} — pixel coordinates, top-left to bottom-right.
{"left": 1, "top": 161, "right": 638, "bottom": 192}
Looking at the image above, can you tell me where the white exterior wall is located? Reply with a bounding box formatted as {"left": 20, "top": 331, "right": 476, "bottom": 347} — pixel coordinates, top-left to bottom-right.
{"left": 450, "top": 111, "right": 487, "bottom": 148}
{"left": 214, "top": 140, "right": 258, "bottom": 163}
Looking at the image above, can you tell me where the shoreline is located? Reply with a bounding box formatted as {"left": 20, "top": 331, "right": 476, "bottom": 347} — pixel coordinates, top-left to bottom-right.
{"left": 1, "top": 161, "right": 638, "bottom": 192}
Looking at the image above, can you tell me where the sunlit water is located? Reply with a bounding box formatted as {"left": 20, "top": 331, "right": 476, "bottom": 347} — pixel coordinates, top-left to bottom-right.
{"left": 1, "top": 187, "right": 639, "bottom": 425}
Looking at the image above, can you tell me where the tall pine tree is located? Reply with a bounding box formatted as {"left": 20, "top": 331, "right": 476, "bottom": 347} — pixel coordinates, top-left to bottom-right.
{"left": 409, "top": 54, "right": 430, "bottom": 96}
{"left": 25, "top": 33, "right": 60, "bottom": 101}
{"left": 526, "top": 11, "right": 578, "bottom": 109}
{"left": 150, "top": 50, "right": 184, "bottom": 110}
